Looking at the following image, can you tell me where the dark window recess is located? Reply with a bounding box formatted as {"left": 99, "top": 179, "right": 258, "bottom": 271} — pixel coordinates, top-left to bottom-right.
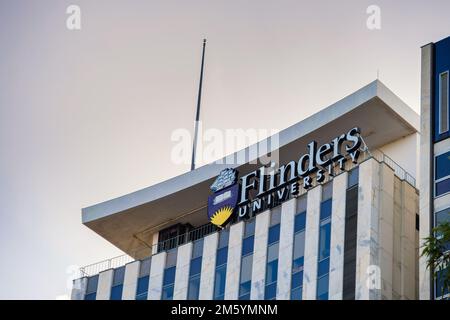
{"left": 158, "top": 223, "right": 194, "bottom": 252}
{"left": 416, "top": 214, "right": 420, "bottom": 231}
{"left": 342, "top": 184, "right": 358, "bottom": 300}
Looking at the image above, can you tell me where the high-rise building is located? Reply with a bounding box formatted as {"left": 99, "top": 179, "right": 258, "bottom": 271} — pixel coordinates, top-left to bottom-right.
{"left": 420, "top": 36, "right": 450, "bottom": 300}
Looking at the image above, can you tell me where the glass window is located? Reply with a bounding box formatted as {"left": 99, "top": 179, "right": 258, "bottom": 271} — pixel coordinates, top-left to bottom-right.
{"left": 213, "top": 265, "right": 227, "bottom": 300}
{"left": 317, "top": 274, "right": 329, "bottom": 300}
{"left": 139, "top": 258, "right": 151, "bottom": 277}
{"left": 218, "top": 229, "right": 230, "bottom": 249}
{"left": 265, "top": 259, "right": 278, "bottom": 285}
{"left": 320, "top": 199, "right": 332, "bottom": 220}
{"left": 136, "top": 275, "right": 149, "bottom": 300}
{"left": 112, "top": 266, "right": 125, "bottom": 286}
{"left": 166, "top": 249, "right": 177, "bottom": 268}
{"left": 318, "top": 222, "right": 331, "bottom": 260}
{"left": 292, "top": 256, "right": 304, "bottom": 273}
{"left": 296, "top": 195, "right": 307, "bottom": 213}
{"left": 264, "top": 282, "right": 277, "bottom": 300}
{"left": 291, "top": 270, "right": 303, "bottom": 289}
{"left": 240, "top": 254, "right": 253, "bottom": 284}
{"left": 84, "top": 274, "right": 98, "bottom": 300}
{"left": 161, "top": 285, "right": 174, "bottom": 300}
{"left": 436, "top": 208, "right": 450, "bottom": 225}
{"left": 294, "top": 212, "right": 306, "bottom": 232}
{"left": 267, "top": 242, "right": 279, "bottom": 262}
{"left": 270, "top": 207, "right": 282, "bottom": 226}
{"left": 110, "top": 284, "right": 123, "bottom": 300}
{"left": 216, "top": 247, "right": 228, "bottom": 266}
{"left": 347, "top": 168, "right": 359, "bottom": 188}
{"left": 291, "top": 286, "right": 302, "bottom": 300}
{"left": 322, "top": 183, "right": 333, "bottom": 201}
{"left": 163, "top": 266, "right": 176, "bottom": 286}
{"left": 239, "top": 281, "right": 251, "bottom": 300}
{"left": 192, "top": 239, "right": 204, "bottom": 259}
{"left": 190, "top": 257, "right": 202, "bottom": 276}
{"left": 244, "top": 219, "right": 256, "bottom": 238}
{"left": 242, "top": 235, "right": 254, "bottom": 256}
{"left": 318, "top": 258, "right": 330, "bottom": 278}
{"left": 436, "top": 152, "right": 450, "bottom": 180}
{"left": 439, "top": 71, "right": 449, "bottom": 134}
{"left": 293, "top": 231, "right": 305, "bottom": 260}
{"left": 436, "top": 178, "right": 450, "bottom": 197}
{"left": 268, "top": 224, "right": 280, "bottom": 245}
{"left": 187, "top": 275, "right": 201, "bottom": 300}
{"left": 84, "top": 292, "right": 96, "bottom": 300}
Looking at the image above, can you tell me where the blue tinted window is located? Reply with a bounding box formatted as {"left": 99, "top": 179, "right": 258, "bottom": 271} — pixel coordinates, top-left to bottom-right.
{"left": 292, "top": 256, "right": 304, "bottom": 273}
{"left": 187, "top": 275, "right": 201, "bottom": 300}
{"left": 84, "top": 292, "right": 96, "bottom": 300}
{"left": 190, "top": 257, "right": 202, "bottom": 276}
{"left": 268, "top": 224, "right": 280, "bottom": 245}
{"left": 266, "top": 259, "right": 278, "bottom": 284}
{"left": 318, "top": 223, "right": 331, "bottom": 260}
{"left": 163, "top": 266, "right": 176, "bottom": 286}
{"left": 161, "top": 285, "right": 174, "bottom": 300}
{"left": 320, "top": 199, "right": 332, "bottom": 220}
{"left": 239, "top": 281, "right": 251, "bottom": 299}
{"left": 294, "top": 212, "right": 306, "bottom": 232}
{"left": 291, "top": 270, "right": 303, "bottom": 288}
{"left": 242, "top": 236, "right": 254, "bottom": 256}
{"left": 136, "top": 276, "right": 149, "bottom": 300}
{"left": 213, "top": 265, "right": 227, "bottom": 300}
{"left": 291, "top": 286, "right": 302, "bottom": 300}
{"left": 436, "top": 208, "right": 450, "bottom": 225}
{"left": 264, "top": 282, "right": 277, "bottom": 300}
{"left": 436, "top": 269, "right": 449, "bottom": 298}
{"left": 216, "top": 247, "right": 228, "bottom": 266}
{"left": 436, "top": 152, "right": 450, "bottom": 180}
{"left": 318, "top": 258, "right": 330, "bottom": 277}
{"left": 347, "top": 168, "right": 359, "bottom": 188}
{"left": 317, "top": 274, "right": 329, "bottom": 300}
{"left": 436, "top": 178, "right": 450, "bottom": 197}
{"left": 110, "top": 284, "right": 123, "bottom": 300}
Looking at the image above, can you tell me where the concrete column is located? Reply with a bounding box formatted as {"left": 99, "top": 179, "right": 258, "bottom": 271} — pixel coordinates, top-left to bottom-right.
{"left": 199, "top": 232, "right": 219, "bottom": 300}
{"left": 148, "top": 251, "right": 167, "bottom": 300}
{"left": 378, "top": 164, "right": 395, "bottom": 300}
{"left": 71, "top": 277, "right": 87, "bottom": 300}
{"left": 400, "top": 182, "right": 418, "bottom": 300}
{"left": 151, "top": 233, "right": 159, "bottom": 255}
{"left": 355, "top": 159, "right": 381, "bottom": 300}
{"left": 276, "top": 198, "right": 296, "bottom": 300}
{"left": 419, "top": 42, "right": 433, "bottom": 300}
{"left": 225, "top": 222, "right": 244, "bottom": 300}
{"left": 122, "top": 261, "right": 140, "bottom": 300}
{"left": 96, "top": 269, "right": 114, "bottom": 300}
{"left": 173, "top": 242, "right": 193, "bottom": 300}
{"left": 303, "top": 185, "right": 322, "bottom": 300}
{"left": 328, "top": 172, "right": 347, "bottom": 300}
{"left": 250, "top": 210, "right": 270, "bottom": 300}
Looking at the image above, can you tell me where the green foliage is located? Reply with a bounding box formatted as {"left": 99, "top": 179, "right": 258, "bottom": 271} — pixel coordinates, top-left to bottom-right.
{"left": 421, "top": 221, "right": 450, "bottom": 297}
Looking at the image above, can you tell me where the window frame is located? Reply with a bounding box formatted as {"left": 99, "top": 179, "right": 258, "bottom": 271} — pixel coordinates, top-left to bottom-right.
{"left": 434, "top": 150, "right": 450, "bottom": 198}
{"left": 439, "top": 70, "right": 449, "bottom": 135}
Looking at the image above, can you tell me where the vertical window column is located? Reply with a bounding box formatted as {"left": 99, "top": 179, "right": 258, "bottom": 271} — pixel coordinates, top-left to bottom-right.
{"left": 434, "top": 208, "right": 450, "bottom": 299}
{"left": 110, "top": 266, "right": 125, "bottom": 300}
{"left": 161, "top": 249, "right": 177, "bottom": 300}
{"left": 316, "top": 183, "right": 333, "bottom": 300}
{"left": 238, "top": 219, "right": 255, "bottom": 300}
{"left": 187, "top": 239, "right": 204, "bottom": 300}
{"left": 264, "top": 207, "right": 281, "bottom": 300}
{"left": 439, "top": 71, "right": 449, "bottom": 135}
{"left": 84, "top": 275, "right": 99, "bottom": 300}
{"left": 435, "top": 151, "right": 450, "bottom": 197}
{"left": 291, "top": 195, "right": 307, "bottom": 300}
{"left": 213, "top": 229, "right": 230, "bottom": 300}
{"left": 136, "top": 258, "right": 151, "bottom": 300}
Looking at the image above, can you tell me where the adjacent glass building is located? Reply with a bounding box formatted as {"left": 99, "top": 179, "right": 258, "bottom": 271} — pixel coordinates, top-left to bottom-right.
{"left": 72, "top": 79, "right": 421, "bottom": 300}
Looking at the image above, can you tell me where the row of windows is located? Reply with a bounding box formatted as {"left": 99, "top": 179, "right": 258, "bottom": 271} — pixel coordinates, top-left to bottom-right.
{"left": 291, "top": 195, "right": 307, "bottom": 300}
{"left": 264, "top": 207, "right": 281, "bottom": 300}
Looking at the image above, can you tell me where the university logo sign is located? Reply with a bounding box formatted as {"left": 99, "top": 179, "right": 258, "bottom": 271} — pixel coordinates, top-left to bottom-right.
{"left": 207, "top": 168, "right": 240, "bottom": 227}
{"left": 207, "top": 127, "right": 363, "bottom": 228}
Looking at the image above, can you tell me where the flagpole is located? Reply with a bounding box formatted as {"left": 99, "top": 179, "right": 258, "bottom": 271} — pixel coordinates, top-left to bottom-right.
{"left": 191, "top": 39, "right": 206, "bottom": 171}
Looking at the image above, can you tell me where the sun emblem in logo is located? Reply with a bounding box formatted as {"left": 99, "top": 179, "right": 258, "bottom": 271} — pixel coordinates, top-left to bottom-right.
{"left": 207, "top": 169, "right": 239, "bottom": 228}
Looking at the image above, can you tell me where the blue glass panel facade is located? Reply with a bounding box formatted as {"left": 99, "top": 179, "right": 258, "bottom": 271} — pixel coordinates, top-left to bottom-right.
{"left": 135, "top": 276, "right": 149, "bottom": 300}
{"left": 110, "top": 285, "right": 123, "bottom": 300}
{"left": 265, "top": 220, "right": 280, "bottom": 300}
{"left": 317, "top": 184, "right": 332, "bottom": 300}
{"left": 434, "top": 37, "right": 450, "bottom": 141}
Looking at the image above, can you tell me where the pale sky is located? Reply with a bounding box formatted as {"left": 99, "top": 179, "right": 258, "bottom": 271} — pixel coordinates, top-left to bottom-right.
{"left": 0, "top": 0, "right": 449, "bottom": 299}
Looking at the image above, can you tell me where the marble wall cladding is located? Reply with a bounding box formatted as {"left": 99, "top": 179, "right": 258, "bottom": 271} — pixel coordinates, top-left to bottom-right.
{"left": 355, "top": 159, "right": 381, "bottom": 300}
{"left": 173, "top": 242, "right": 193, "bottom": 300}
{"left": 148, "top": 251, "right": 167, "bottom": 300}
{"left": 199, "top": 232, "right": 218, "bottom": 300}
{"left": 71, "top": 277, "right": 87, "bottom": 300}
{"left": 224, "top": 222, "right": 244, "bottom": 300}
{"left": 303, "top": 185, "right": 322, "bottom": 300}
{"left": 122, "top": 260, "right": 140, "bottom": 300}
{"left": 96, "top": 269, "right": 114, "bottom": 300}
{"left": 419, "top": 43, "right": 432, "bottom": 300}
{"left": 250, "top": 210, "right": 270, "bottom": 300}
{"left": 329, "top": 172, "right": 347, "bottom": 300}
{"left": 277, "top": 198, "right": 296, "bottom": 300}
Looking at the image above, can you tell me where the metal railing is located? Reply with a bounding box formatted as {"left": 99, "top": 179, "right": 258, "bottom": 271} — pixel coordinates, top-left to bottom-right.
{"left": 78, "top": 148, "right": 417, "bottom": 278}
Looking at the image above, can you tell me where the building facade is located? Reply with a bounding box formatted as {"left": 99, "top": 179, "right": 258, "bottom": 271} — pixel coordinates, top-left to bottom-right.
{"left": 72, "top": 80, "right": 420, "bottom": 300}
{"left": 420, "top": 36, "right": 450, "bottom": 300}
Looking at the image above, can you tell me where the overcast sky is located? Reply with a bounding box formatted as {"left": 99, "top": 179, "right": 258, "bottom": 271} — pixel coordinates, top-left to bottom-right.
{"left": 0, "top": 0, "right": 449, "bottom": 299}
